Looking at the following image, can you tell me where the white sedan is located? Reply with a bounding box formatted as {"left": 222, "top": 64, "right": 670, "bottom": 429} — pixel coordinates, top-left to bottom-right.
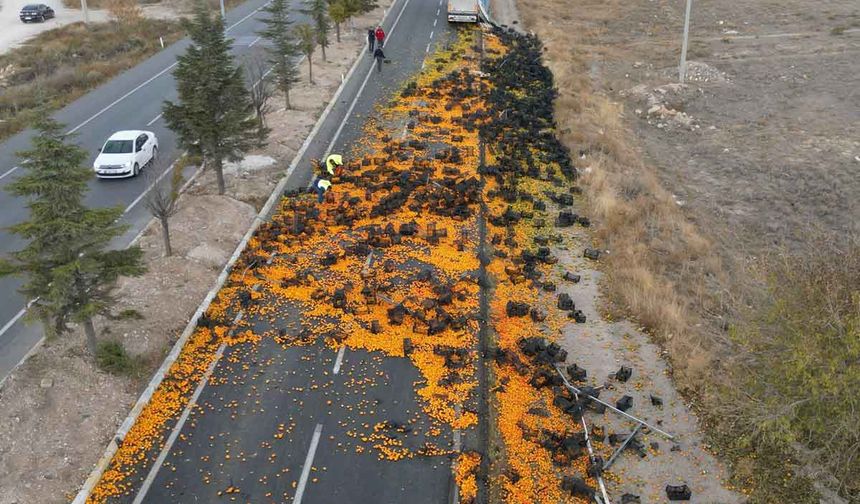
{"left": 93, "top": 130, "right": 158, "bottom": 179}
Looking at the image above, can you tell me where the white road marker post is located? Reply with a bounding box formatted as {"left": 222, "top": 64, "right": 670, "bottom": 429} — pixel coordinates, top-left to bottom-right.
{"left": 679, "top": 0, "right": 693, "bottom": 83}
{"left": 81, "top": 0, "right": 89, "bottom": 24}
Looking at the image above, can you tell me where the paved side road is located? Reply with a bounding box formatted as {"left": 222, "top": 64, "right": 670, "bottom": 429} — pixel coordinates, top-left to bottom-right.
{"left": 0, "top": 0, "right": 317, "bottom": 382}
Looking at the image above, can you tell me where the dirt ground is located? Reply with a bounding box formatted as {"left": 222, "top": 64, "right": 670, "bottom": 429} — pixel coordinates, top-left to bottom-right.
{"left": 607, "top": 0, "right": 860, "bottom": 252}
{"left": 514, "top": 0, "right": 859, "bottom": 500}
{"left": 0, "top": 0, "right": 108, "bottom": 54}
{"left": 551, "top": 232, "right": 742, "bottom": 503}
{"left": 0, "top": 4, "right": 390, "bottom": 502}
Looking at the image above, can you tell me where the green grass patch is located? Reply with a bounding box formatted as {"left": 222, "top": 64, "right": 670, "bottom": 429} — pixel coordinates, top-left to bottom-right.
{"left": 113, "top": 308, "right": 144, "bottom": 320}
{"left": 0, "top": 19, "right": 183, "bottom": 142}
{"left": 96, "top": 340, "right": 139, "bottom": 376}
{"left": 722, "top": 237, "right": 860, "bottom": 501}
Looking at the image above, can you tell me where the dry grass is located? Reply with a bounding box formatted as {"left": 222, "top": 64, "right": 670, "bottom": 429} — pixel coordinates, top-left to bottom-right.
{"left": 61, "top": 0, "right": 163, "bottom": 8}
{"left": 517, "top": 0, "right": 833, "bottom": 500}
{"left": 104, "top": 0, "right": 144, "bottom": 22}
{"left": 0, "top": 20, "right": 182, "bottom": 141}
{"left": 538, "top": 26, "right": 726, "bottom": 392}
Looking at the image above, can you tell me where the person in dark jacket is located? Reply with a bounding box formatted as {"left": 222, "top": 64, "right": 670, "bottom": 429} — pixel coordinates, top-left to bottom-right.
{"left": 373, "top": 47, "right": 386, "bottom": 73}
{"left": 375, "top": 26, "right": 385, "bottom": 48}
{"left": 367, "top": 28, "right": 375, "bottom": 53}
{"left": 310, "top": 177, "right": 331, "bottom": 204}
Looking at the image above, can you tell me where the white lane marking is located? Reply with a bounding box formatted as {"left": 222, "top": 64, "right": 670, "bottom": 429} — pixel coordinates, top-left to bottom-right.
{"left": 433, "top": 18, "right": 437, "bottom": 26}
{"left": 146, "top": 113, "right": 162, "bottom": 126}
{"left": 430, "top": 30, "right": 434, "bottom": 39}
{"left": 65, "top": 62, "right": 179, "bottom": 135}
{"left": 436, "top": 7, "right": 440, "bottom": 15}
{"left": 421, "top": 60, "right": 426, "bottom": 70}
{"left": 132, "top": 342, "right": 227, "bottom": 504}
{"left": 0, "top": 166, "right": 19, "bottom": 181}
{"left": 123, "top": 157, "right": 180, "bottom": 214}
{"left": 249, "top": 35, "right": 262, "bottom": 47}
{"left": 332, "top": 346, "right": 346, "bottom": 374}
{"left": 426, "top": 43, "right": 431, "bottom": 53}
{"left": 0, "top": 308, "right": 26, "bottom": 341}
{"left": 293, "top": 423, "right": 324, "bottom": 504}
{"left": 310, "top": 0, "right": 413, "bottom": 190}
{"left": 64, "top": 0, "right": 268, "bottom": 136}
{"left": 225, "top": 0, "right": 270, "bottom": 32}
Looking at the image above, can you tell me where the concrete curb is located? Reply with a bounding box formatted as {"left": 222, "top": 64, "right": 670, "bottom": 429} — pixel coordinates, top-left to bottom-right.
{"left": 71, "top": 2, "right": 399, "bottom": 502}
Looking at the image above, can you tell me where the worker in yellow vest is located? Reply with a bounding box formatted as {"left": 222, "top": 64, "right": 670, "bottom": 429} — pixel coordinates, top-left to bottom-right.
{"left": 325, "top": 154, "right": 344, "bottom": 177}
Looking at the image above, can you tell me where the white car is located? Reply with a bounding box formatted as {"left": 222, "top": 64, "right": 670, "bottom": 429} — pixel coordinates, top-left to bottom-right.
{"left": 93, "top": 130, "right": 158, "bottom": 179}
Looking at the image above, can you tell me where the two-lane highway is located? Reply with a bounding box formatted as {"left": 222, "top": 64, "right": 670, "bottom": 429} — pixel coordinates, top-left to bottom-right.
{"left": 0, "top": 0, "right": 320, "bottom": 381}
{"left": 128, "top": 0, "right": 460, "bottom": 500}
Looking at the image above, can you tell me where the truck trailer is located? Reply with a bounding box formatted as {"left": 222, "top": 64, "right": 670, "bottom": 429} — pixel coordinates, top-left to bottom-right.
{"left": 447, "top": 0, "right": 479, "bottom": 23}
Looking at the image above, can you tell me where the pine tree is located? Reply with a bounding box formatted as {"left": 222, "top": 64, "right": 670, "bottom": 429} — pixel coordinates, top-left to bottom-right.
{"left": 0, "top": 117, "right": 146, "bottom": 356}
{"left": 328, "top": 0, "right": 348, "bottom": 43}
{"left": 301, "top": 0, "right": 330, "bottom": 61}
{"left": 163, "top": 0, "right": 266, "bottom": 195}
{"left": 295, "top": 23, "right": 316, "bottom": 83}
{"left": 258, "top": 0, "right": 300, "bottom": 109}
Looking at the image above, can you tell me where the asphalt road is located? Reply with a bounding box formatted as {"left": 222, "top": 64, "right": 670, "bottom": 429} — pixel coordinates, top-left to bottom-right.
{"left": 133, "top": 0, "right": 459, "bottom": 501}
{"left": 0, "top": 0, "right": 340, "bottom": 381}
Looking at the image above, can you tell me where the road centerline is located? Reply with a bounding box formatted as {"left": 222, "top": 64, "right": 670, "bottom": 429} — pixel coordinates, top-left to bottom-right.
{"left": 332, "top": 346, "right": 346, "bottom": 374}
{"left": 0, "top": 166, "right": 19, "bottom": 181}
{"left": 146, "top": 113, "right": 163, "bottom": 126}
{"left": 0, "top": 308, "right": 27, "bottom": 341}
{"left": 293, "top": 423, "right": 324, "bottom": 504}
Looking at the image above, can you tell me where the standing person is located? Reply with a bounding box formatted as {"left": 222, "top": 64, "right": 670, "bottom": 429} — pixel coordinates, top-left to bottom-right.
{"left": 375, "top": 25, "right": 385, "bottom": 48}
{"left": 367, "top": 28, "right": 375, "bottom": 53}
{"left": 373, "top": 47, "right": 386, "bottom": 73}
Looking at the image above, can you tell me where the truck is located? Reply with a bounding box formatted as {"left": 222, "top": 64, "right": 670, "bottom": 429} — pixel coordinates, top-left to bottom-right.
{"left": 447, "top": 0, "right": 479, "bottom": 23}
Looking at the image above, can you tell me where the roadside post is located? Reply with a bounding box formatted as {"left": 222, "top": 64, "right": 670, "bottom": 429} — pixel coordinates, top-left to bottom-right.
{"left": 81, "top": 0, "right": 89, "bottom": 24}
{"left": 679, "top": 0, "right": 692, "bottom": 82}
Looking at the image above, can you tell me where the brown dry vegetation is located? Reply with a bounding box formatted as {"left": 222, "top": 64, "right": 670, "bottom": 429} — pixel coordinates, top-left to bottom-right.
{"left": 62, "top": 0, "right": 244, "bottom": 13}
{"left": 518, "top": 0, "right": 858, "bottom": 501}
{"left": 0, "top": 20, "right": 182, "bottom": 141}
{"left": 104, "top": 0, "right": 145, "bottom": 23}
{"left": 522, "top": 0, "right": 725, "bottom": 396}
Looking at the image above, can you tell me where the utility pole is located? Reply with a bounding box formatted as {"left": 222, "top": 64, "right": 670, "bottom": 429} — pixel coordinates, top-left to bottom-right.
{"left": 81, "top": 0, "right": 89, "bottom": 24}
{"left": 679, "top": 0, "right": 692, "bottom": 83}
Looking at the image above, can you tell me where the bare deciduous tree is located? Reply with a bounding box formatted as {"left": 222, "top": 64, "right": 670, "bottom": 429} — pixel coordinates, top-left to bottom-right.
{"left": 144, "top": 160, "right": 183, "bottom": 257}
{"left": 245, "top": 56, "right": 274, "bottom": 128}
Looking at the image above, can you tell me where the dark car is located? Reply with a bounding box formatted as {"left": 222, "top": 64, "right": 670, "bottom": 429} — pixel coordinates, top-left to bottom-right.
{"left": 19, "top": 4, "right": 55, "bottom": 22}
